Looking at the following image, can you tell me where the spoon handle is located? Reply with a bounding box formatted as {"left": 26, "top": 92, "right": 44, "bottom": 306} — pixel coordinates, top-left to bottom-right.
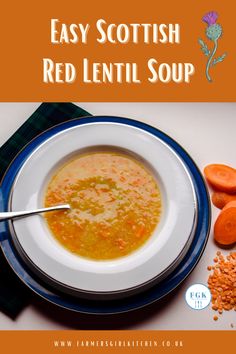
{"left": 0, "top": 204, "right": 70, "bottom": 221}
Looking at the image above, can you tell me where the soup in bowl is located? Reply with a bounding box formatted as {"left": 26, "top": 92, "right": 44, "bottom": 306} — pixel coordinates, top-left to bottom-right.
{"left": 44, "top": 152, "right": 162, "bottom": 260}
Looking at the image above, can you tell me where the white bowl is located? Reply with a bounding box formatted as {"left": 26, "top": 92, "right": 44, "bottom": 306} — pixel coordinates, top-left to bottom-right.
{"left": 9, "top": 121, "right": 197, "bottom": 298}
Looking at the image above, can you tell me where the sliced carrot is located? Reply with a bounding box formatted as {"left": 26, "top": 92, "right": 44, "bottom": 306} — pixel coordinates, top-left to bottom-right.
{"left": 212, "top": 192, "right": 236, "bottom": 209}
{"left": 214, "top": 205, "right": 236, "bottom": 245}
{"left": 204, "top": 164, "right": 236, "bottom": 193}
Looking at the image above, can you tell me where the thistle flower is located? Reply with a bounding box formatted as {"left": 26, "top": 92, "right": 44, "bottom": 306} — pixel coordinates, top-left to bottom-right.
{"left": 203, "top": 11, "right": 222, "bottom": 41}
{"left": 199, "top": 11, "right": 226, "bottom": 82}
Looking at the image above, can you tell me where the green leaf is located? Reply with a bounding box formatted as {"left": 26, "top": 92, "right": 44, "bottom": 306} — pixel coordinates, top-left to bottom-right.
{"left": 212, "top": 53, "right": 227, "bottom": 66}
{"left": 198, "top": 38, "right": 210, "bottom": 56}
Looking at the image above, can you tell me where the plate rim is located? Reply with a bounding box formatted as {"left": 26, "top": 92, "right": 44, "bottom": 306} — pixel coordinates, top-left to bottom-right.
{"left": 0, "top": 115, "right": 211, "bottom": 314}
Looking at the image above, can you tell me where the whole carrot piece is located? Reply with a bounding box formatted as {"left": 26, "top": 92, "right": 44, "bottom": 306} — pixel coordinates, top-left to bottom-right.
{"left": 214, "top": 203, "right": 236, "bottom": 245}
{"left": 204, "top": 164, "right": 236, "bottom": 193}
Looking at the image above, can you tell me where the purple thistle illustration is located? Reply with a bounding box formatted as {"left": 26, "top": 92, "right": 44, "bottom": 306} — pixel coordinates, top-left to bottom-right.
{"left": 199, "top": 11, "right": 226, "bottom": 82}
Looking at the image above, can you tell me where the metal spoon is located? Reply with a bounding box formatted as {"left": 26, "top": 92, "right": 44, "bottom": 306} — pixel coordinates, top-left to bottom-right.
{"left": 0, "top": 204, "right": 71, "bottom": 221}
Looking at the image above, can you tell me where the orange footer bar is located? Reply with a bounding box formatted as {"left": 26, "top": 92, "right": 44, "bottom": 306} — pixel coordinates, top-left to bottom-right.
{"left": 0, "top": 330, "right": 234, "bottom": 354}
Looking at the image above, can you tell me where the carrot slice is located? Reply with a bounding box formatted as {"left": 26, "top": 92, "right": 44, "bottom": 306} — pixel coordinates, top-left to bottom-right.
{"left": 204, "top": 164, "right": 236, "bottom": 193}
{"left": 212, "top": 192, "right": 236, "bottom": 209}
{"left": 214, "top": 205, "right": 236, "bottom": 245}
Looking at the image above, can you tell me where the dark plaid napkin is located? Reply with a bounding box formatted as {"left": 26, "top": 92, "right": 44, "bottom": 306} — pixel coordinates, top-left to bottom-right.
{"left": 0, "top": 102, "right": 91, "bottom": 319}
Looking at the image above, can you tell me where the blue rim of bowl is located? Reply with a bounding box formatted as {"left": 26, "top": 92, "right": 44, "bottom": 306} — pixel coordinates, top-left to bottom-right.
{"left": 0, "top": 116, "right": 211, "bottom": 314}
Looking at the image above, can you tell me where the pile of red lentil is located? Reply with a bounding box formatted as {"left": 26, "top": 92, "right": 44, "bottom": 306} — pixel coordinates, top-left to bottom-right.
{"left": 207, "top": 251, "right": 236, "bottom": 322}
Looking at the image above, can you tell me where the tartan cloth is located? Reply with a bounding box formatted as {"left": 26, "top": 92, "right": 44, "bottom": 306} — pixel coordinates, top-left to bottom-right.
{"left": 0, "top": 102, "right": 91, "bottom": 319}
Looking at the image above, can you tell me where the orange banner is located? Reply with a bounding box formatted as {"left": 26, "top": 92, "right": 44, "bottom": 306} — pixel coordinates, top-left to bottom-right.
{"left": 0, "top": 330, "right": 235, "bottom": 354}
{"left": 0, "top": 0, "right": 235, "bottom": 101}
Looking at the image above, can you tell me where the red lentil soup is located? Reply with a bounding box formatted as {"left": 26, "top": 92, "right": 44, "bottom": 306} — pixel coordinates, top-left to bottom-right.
{"left": 44, "top": 152, "right": 162, "bottom": 260}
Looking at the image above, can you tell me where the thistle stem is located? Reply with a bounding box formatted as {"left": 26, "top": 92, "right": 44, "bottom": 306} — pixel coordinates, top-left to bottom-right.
{"left": 206, "top": 40, "right": 218, "bottom": 82}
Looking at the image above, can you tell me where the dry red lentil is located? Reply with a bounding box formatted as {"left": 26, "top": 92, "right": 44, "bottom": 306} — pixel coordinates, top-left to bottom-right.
{"left": 208, "top": 252, "right": 236, "bottom": 318}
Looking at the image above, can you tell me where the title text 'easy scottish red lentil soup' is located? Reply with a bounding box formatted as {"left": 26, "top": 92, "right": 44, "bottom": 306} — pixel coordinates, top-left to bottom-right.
{"left": 44, "top": 152, "right": 162, "bottom": 260}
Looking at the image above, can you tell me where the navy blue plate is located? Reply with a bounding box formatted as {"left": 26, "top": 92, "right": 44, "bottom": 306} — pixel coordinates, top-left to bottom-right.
{"left": 0, "top": 116, "right": 210, "bottom": 314}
